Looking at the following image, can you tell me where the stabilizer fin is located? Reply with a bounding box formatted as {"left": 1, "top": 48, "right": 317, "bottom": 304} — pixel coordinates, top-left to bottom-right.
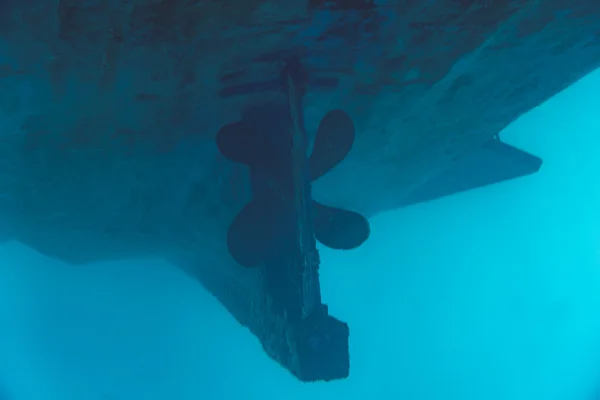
{"left": 401, "top": 139, "right": 543, "bottom": 207}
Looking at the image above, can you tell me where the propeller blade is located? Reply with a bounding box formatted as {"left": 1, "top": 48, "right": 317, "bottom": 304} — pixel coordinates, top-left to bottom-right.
{"left": 226, "top": 199, "right": 280, "bottom": 267}
{"left": 217, "top": 121, "right": 280, "bottom": 169}
{"left": 312, "top": 200, "right": 370, "bottom": 250}
{"left": 309, "top": 109, "right": 355, "bottom": 181}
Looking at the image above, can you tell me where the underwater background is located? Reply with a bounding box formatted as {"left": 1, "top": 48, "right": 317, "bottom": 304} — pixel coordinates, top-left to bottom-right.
{"left": 0, "top": 61, "right": 600, "bottom": 400}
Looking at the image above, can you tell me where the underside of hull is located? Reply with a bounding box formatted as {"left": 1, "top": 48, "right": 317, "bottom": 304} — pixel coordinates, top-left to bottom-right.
{"left": 0, "top": 0, "right": 599, "bottom": 382}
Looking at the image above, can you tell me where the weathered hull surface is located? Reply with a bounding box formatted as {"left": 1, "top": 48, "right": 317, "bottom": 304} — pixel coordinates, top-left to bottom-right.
{"left": 0, "top": 0, "right": 599, "bottom": 380}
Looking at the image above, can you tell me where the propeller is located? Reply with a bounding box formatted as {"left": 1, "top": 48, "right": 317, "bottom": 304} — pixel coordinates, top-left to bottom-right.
{"left": 216, "top": 107, "right": 370, "bottom": 268}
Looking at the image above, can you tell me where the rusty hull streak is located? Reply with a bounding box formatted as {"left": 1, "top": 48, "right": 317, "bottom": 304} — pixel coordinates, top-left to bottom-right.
{"left": 0, "top": 0, "right": 599, "bottom": 332}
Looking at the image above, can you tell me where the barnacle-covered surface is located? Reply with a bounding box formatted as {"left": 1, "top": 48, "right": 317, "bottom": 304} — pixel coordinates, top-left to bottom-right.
{"left": 0, "top": 0, "right": 600, "bottom": 364}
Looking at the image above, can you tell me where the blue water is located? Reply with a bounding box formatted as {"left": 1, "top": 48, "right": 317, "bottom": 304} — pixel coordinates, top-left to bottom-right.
{"left": 1, "top": 68, "right": 600, "bottom": 400}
